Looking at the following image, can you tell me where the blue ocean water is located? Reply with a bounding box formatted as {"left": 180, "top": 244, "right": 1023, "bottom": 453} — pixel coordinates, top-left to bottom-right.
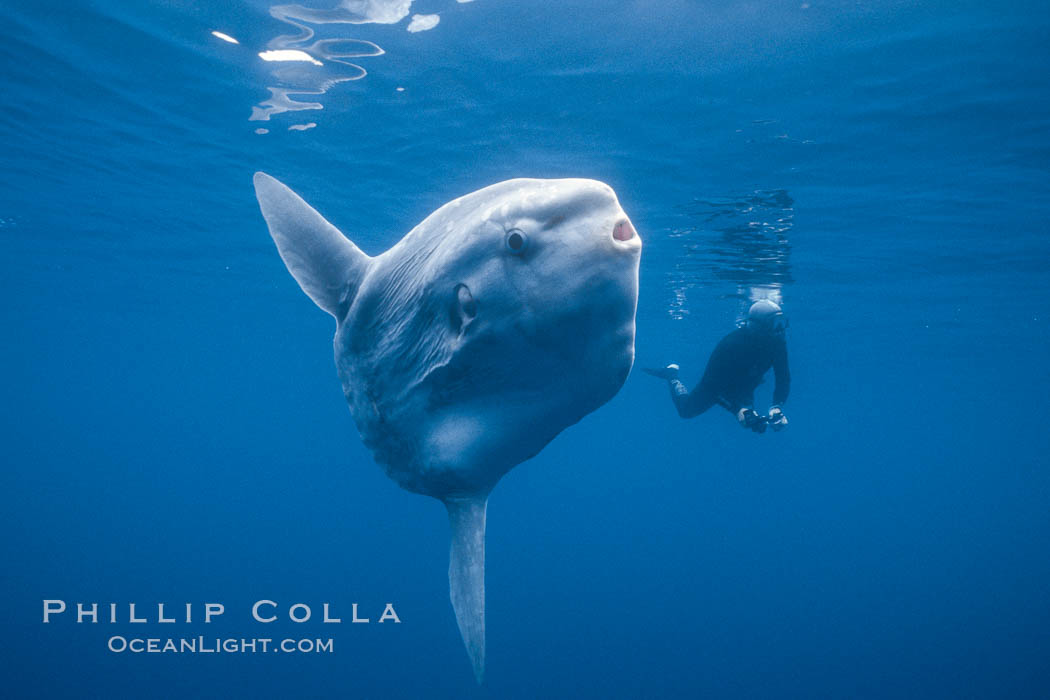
{"left": 2, "top": 0, "right": 1049, "bottom": 697}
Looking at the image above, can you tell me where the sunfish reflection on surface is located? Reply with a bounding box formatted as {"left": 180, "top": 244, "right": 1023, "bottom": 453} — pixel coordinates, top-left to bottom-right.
{"left": 253, "top": 172, "right": 641, "bottom": 682}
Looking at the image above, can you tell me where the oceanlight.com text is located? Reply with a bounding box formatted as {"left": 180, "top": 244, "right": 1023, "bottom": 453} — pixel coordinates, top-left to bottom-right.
{"left": 107, "top": 636, "right": 334, "bottom": 654}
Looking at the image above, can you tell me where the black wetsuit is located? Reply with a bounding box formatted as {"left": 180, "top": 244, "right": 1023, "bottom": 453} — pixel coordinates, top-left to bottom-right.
{"left": 670, "top": 327, "right": 790, "bottom": 418}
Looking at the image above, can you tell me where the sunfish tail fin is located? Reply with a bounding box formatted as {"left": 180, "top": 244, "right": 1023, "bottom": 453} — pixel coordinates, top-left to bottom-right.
{"left": 253, "top": 171, "right": 371, "bottom": 318}
{"left": 445, "top": 495, "right": 487, "bottom": 684}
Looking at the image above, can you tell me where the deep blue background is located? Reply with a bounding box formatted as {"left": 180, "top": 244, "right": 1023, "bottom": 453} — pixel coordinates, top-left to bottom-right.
{"left": 2, "top": 1, "right": 1049, "bottom": 697}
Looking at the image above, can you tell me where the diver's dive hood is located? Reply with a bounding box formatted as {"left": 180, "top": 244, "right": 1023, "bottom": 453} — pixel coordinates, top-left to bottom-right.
{"left": 747, "top": 299, "right": 786, "bottom": 334}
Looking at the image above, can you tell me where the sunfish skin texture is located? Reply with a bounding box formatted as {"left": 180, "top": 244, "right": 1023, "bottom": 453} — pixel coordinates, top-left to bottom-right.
{"left": 253, "top": 172, "right": 641, "bottom": 682}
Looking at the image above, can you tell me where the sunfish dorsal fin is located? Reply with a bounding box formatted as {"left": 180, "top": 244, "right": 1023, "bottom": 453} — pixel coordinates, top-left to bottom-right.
{"left": 445, "top": 495, "right": 487, "bottom": 684}
{"left": 253, "top": 172, "right": 371, "bottom": 317}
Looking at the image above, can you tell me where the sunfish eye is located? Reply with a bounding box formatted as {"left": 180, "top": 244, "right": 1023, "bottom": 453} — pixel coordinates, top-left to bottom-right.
{"left": 505, "top": 228, "right": 528, "bottom": 254}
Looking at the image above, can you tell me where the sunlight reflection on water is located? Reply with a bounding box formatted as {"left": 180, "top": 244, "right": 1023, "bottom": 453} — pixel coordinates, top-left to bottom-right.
{"left": 246, "top": 1, "right": 472, "bottom": 127}
{"left": 666, "top": 189, "right": 794, "bottom": 321}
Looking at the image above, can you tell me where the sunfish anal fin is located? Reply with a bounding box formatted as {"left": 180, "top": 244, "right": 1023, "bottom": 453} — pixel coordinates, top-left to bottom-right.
{"left": 445, "top": 495, "right": 487, "bottom": 684}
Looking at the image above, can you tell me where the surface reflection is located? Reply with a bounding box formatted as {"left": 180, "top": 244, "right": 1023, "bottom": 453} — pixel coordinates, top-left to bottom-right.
{"left": 245, "top": 2, "right": 480, "bottom": 127}
{"left": 250, "top": 1, "right": 411, "bottom": 126}
{"left": 211, "top": 30, "right": 239, "bottom": 44}
{"left": 666, "top": 189, "right": 794, "bottom": 320}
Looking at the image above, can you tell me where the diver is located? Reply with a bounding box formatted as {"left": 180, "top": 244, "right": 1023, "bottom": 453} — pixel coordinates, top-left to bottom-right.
{"left": 645, "top": 299, "right": 790, "bottom": 433}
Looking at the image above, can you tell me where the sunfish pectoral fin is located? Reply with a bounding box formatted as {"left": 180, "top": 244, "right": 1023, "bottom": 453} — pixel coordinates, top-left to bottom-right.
{"left": 253, "top": 172, "right": 371, "bottom": 318}
{"left": 445, "top": 495, "right": 487, "bottom": 684}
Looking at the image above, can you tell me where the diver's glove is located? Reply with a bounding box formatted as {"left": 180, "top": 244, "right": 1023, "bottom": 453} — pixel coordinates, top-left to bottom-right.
{"left": 768, "top": 406, "right": 788, "bottom": 431}
{"left": 643, "top": 363, "right": 680, "bottom": 381}
{"left": 737, "top": 407, "right": 766, "bottom": 433}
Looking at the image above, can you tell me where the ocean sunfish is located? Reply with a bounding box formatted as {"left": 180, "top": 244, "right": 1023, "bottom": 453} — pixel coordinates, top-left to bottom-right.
{"left": 253, "top": 172, "right": 641, "bottom": 681}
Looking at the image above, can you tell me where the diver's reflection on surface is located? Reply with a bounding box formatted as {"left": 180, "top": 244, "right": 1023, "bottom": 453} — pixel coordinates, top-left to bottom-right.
{"left": 666, "top": 189, "right": 794, "bottom": 320}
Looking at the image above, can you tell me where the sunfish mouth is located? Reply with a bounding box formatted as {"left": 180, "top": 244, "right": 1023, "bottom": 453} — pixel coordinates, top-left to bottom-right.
{"left": 613, "top": 218, "right": 636, "bottom": 242}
